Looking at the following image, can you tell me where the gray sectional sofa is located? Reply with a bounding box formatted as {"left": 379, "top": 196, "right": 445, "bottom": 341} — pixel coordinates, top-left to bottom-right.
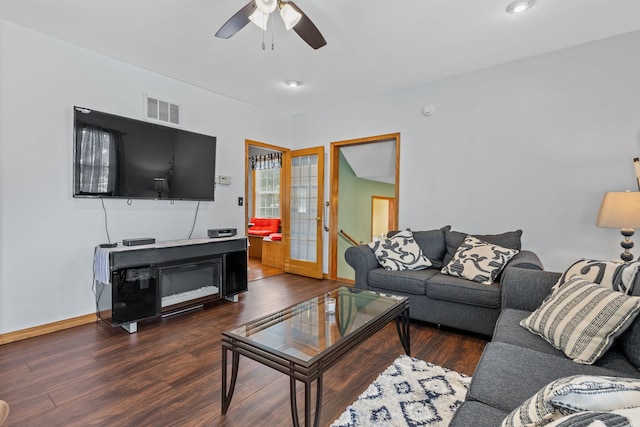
{"left": 450, "top": 267, "right": 640, "bottom": 426}
{"left": 344, "top": 226, "right": 544, "bottom": 336}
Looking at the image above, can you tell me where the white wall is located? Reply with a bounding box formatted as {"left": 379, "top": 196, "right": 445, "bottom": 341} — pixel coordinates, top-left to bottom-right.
{"left": 3, "top": 19, "right": 640, "bottom": 335}
{"left": 0, "top": 20, "right": 291, "bottom": 334}
{"left": 292, "top": 30, "right": 640, "bottom": 273}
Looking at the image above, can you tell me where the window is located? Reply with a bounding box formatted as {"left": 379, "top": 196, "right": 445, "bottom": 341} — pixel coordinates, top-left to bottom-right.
{"left": 254, "top": 168, "right": 280, "bottom": 218}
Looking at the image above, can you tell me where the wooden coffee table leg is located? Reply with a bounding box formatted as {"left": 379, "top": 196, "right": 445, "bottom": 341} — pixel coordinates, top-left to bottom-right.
{"left": 221, "top": 346, "right": 240, "bottom": 415}
{"left": 395, "top": 307, "right": 411, "bottom": 356}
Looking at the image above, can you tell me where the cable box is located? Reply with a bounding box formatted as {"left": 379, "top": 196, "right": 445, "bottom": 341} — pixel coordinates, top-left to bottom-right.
{"left": 208, "top": 228, "right": 237, "bottom": 238}
{"left": 122, "top": 237, "right": 156, "bottom": 246}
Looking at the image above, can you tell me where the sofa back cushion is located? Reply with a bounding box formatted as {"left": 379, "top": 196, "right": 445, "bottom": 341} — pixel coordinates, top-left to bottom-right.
{"left": 443, "top": 229, "right": 523, "bottom": 266}
{"left": 621, "top": 281, "right": 640, "bottom": 370}
{"left": 411, "top": 226, "right": 450, "bottom": 268}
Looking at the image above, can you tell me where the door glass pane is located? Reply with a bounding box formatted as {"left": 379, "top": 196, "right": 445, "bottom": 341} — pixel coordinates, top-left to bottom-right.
{"left": 290, "top": 154, "right": 318, "bottom": 262}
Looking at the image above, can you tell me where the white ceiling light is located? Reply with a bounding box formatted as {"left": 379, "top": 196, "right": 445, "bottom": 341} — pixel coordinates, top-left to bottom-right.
{"left": 256, "top": 0, "right": 277, "bottom": 14}
{"left": 285, "top": 80, "right": 301, "bottom": 87}
{"left": 506, "top": 0, "right": 535, "bottom": 14}
{"left": 280, "top": 4, "right": 302, "bottom": 30}
{"left": 249, "top": 0, "right": 302, "bottom": 32}
{"left": 249, "top": 10, "right": 270, "bottom": 31}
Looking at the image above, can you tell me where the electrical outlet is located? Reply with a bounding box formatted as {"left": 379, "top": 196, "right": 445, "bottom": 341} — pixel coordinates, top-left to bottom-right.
{"left": 238, "top": 197, "right": 243, "bottom": 206}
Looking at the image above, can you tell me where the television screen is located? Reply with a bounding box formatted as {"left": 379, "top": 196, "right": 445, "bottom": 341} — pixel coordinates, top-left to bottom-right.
{"left": 73, "top": 106, "right": 216, "bottom": 201}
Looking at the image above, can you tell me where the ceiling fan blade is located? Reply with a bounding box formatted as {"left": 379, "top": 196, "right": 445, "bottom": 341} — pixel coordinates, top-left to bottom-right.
{"left": 287, "top": 1, "right": 327, "bottom": 50}
{"left": 215, "top": 1, "right": 257, "bottom": 39}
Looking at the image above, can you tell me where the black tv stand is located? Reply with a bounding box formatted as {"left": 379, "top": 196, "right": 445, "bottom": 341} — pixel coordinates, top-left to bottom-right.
{"left": 94, "top": 237, "right": 248, "bottom": 333}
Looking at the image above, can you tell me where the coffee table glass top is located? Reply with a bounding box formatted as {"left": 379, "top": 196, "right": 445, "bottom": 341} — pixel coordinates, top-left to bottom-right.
{"left": 225, "top": 286, "right": 407, "bottom": 363}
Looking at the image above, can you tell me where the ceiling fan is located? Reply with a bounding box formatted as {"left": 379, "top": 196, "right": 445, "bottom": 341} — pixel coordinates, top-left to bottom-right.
{"left": 215, "top": 0, "right": 327, "bottom": 50}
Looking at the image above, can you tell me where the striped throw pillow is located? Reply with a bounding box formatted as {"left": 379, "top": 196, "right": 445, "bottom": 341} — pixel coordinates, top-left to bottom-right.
{"left": 502, "top": 375, "right": 640, "bottom": 427}
{"left": 520, "top": 276, "right": 640, "bottom": 364}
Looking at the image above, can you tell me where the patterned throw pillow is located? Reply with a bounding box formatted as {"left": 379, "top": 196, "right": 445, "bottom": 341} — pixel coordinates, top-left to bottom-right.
{"left": 368, "top": 229, "right": 432, "bottom": 271}
{"left": 520, "top": 277, "right": 640, "bottom": 364}
{"left": 440, "top": 235, "right": 519, "bottom": 284}
{"left": 554, "top": 258, "right": 640, "bottom": 294}
{"left": 545, "top": 407, "right": 640, "bottom": 427}
{"left": 501, "top": 375, "right": 640, "bottom": 427}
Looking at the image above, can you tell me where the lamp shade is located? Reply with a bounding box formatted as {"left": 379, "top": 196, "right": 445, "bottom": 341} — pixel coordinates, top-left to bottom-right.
{"left": 255, "top": 0, "right": 277, "bottom": 13}
{"left": 249, "top": 9, "right": 270, "bottom": 31}
{"left": 280, "top": 4, "right": 302, "bottom": 30}
{"left": 597, "top": 191, "right": 640, "bottom": 228}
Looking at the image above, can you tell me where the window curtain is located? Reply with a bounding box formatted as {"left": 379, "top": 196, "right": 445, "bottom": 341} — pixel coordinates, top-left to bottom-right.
{"left": 250, "top": 153, "right": 282, "bottom": 170}
{"left": 76, "top": 126, "right": 120, "bottom": 194}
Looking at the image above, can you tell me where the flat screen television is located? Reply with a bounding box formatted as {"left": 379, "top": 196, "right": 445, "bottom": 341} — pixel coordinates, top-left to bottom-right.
{"left": 73, "top": 106, "right": 216, "bottom": 201}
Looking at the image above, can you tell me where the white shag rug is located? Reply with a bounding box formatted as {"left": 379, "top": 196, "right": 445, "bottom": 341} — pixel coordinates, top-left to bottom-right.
{"left": 331, "top": 355, "right": 471, "bottom": 427}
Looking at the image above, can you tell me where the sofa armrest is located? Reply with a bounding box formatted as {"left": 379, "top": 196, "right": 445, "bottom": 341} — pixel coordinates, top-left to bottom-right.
{"left": 504, "top": 250, "right": 543, "bottom": 270}
{"left": 345, "top": 245, "right": 380, "bottom": 290}
{"left": 501, "top": 268, "right": 562, "bottom": 311}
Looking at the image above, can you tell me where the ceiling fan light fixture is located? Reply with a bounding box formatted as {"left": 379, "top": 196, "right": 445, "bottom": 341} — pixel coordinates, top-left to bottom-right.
{"left": 280, "top": 4, "right": 302, "bottom": 30}
{"left": 506, "top": 0, "right": 535, "bottom": 14}
{"left": 255, "top": 0, "right": 277, "bottom": 14}
{"left": 249, "top": 9, "right": 270, "bottom": 31}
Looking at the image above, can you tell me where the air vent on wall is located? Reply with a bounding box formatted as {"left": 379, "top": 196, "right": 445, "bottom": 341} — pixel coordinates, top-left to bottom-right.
{"left": 145, "top": 95, "right": 180, "bottom": 126}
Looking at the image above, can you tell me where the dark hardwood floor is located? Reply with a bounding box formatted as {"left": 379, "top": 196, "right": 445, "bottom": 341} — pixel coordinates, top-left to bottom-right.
{"left": 0, "top": 271, "right": 488, "bottom": 426}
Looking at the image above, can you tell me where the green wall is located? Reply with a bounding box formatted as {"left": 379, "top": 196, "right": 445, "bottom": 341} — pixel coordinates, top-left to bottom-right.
{"left": 338, "top": 152, "right": 395, "bottom": 280}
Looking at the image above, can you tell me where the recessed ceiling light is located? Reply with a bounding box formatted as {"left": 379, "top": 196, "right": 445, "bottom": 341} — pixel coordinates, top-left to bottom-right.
{"left": 506, "top": 0, "right": 535, "bottom": 14}
{"left": 285, "top": 80, "right": 302, "bottom": 87}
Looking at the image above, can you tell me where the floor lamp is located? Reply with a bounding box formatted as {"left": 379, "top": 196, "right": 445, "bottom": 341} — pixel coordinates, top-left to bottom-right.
{"left": 597, "top": 191, "right": 640, "bottom": 261}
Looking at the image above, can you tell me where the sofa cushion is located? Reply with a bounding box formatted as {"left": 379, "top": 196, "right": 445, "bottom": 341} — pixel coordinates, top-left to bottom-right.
{"left": 411, "top": 226, "right": 450, "bottom": 269}
{"left": 520, "top": 277, "right": 640, "bottom": 365}
{"left": 443, "top": 229, "right": 523, "bottom": 266}
{"left": 441, "top": 236, "right": 519, "bottom": 285}
{"left": 449, "top": 401, "right": 508, "bottom": 427}
{"left": 555, "top": 258, "right": 640, "bottom": 295}
{"left": 493, "top": 309, "right": 639, "bottom": 374}
{"left": 368, "top": 229, "right": 432, "bottom": 271}
{"left": 468, "top": 342, "right": 638, "bottom": 414}
{"left": 621, "top": 318, "right": 640, "bottom": 370}
{"left": 501, "top": 375, "right": 640, "bottom": 427}
{"left": 248, "top": 217, "right": 280, "bottom": 236}
{"left": 426, "top": 273, "right": 502, "bottom": 308}
{"left": 368, "top": 268, "right": 439, "bottom": 295}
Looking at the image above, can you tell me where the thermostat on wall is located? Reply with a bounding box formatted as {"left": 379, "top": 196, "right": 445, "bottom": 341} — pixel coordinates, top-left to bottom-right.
{"left": 216, "top": 175, "right": 231, "bottom": 185}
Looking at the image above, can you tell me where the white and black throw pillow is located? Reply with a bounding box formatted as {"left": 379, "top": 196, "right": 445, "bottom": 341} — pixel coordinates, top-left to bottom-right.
{"left": 441, "top": 235, "right": 519, "bottom": 284}
{"left": 520, "top": 276, "right": 640, "bottom": 364}
{"left": 502, "top": 375, "right": 640, "bottom": 427}
{"left": 368, "top": 229, "right": 432, "bottom": 271}
{"left": 545, "top": 408, "right": 640, "bottom": 427}
{"left": 554, "top": 258, "right": 640, "bottom": 295}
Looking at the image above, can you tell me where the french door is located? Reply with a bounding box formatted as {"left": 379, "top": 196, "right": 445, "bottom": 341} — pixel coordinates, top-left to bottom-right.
{"left": 283, "top": 147, "right": 325, "bottom": 279}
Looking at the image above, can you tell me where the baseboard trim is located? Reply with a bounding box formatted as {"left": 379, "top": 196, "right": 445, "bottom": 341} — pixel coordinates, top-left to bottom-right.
{"left": 0, "top": 313, "right": 97, "bottom": 345}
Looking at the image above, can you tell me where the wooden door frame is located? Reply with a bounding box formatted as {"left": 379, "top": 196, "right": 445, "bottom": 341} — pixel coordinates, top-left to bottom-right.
{"left": 371, "top": 195, "right": 397, "bottom": 238}
{"left": 328, "top": 133, "right": 401, "bottom": 281}
{"left": 244, "top": 139, "right": 290, "bottom": 239}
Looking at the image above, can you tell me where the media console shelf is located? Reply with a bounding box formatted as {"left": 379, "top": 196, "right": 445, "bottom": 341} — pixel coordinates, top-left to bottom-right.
{"left": 94, "top": 237, "right": 248, "bottom": 333}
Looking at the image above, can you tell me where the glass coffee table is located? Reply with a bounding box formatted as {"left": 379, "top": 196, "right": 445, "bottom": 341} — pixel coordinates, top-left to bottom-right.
{"left": 221, "top": 286, "right": 410, "bottom": 427}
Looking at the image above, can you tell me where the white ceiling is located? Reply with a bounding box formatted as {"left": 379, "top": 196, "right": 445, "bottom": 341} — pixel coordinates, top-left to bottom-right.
{"left": 341, "top": 140, "right": 396, "bottom": 185}
{"left": 2, "top": 0, "right": 640, "bottom": 116}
